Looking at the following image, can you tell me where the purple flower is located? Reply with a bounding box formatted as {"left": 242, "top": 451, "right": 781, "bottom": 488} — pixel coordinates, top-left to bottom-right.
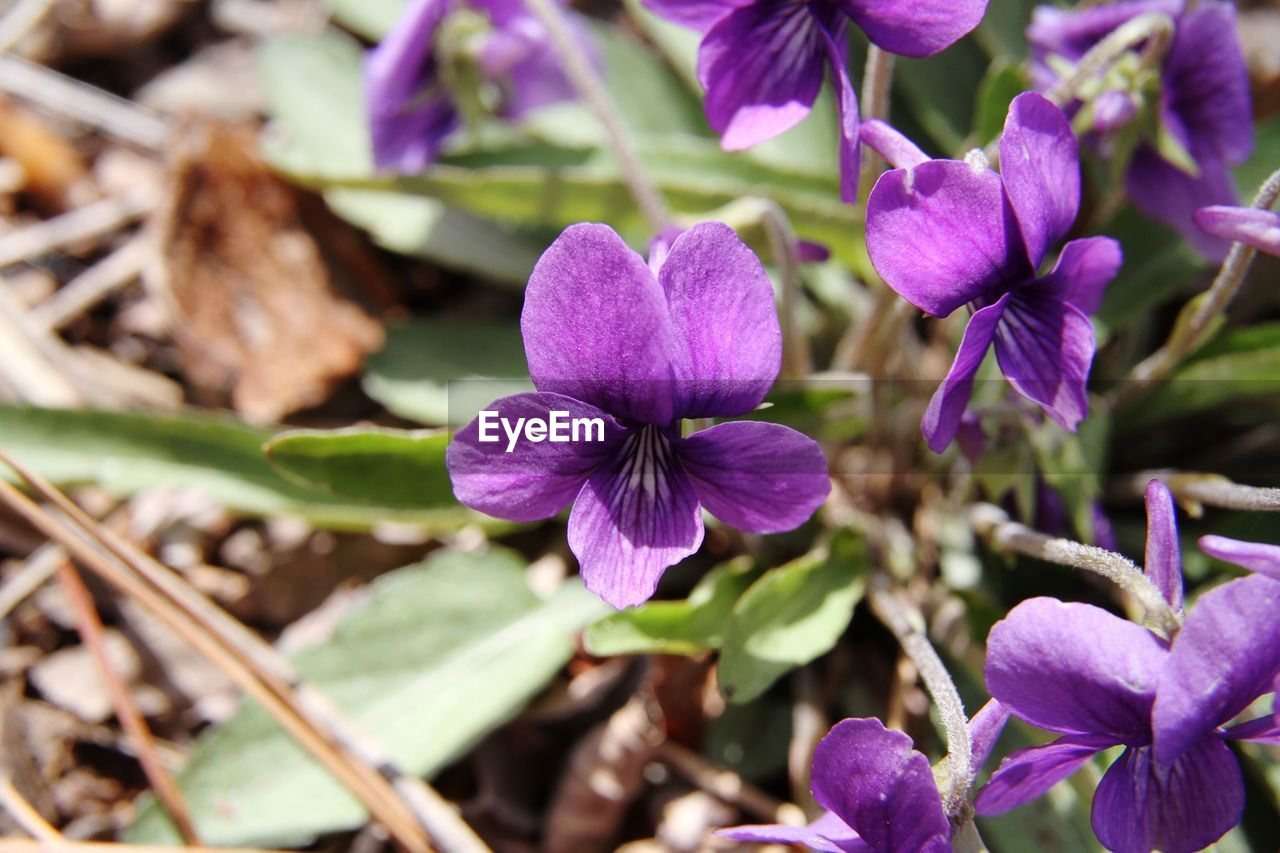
{"left": 1199, "top": 534, "right": 1280, "bottom": 582}
{"left": 642, "top": 0, "right": 989, "bottom": 202}
{"left": 366, "top": 0, "right": 590, "bottom": 172}
{"left": 974, "top": 483, "right": 1280, "bottom": 853}
{"left": 865, "top": 92, "right": 1122, "bottom": 453}
{"left": 718, "top": 701, "right": 1011, "bottom": 852}
{"left": 1194, "top": 206, "right": 1280, "bottom": 258}
{"left": 1028, "top": 0, "right": 1253, "bottom": 260}
{"left": 445, "top": 222, "right": 830, "bottom": 609}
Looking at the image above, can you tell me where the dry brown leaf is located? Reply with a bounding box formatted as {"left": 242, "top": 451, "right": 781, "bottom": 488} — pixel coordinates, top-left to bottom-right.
{"left": 0, "top": 95, "right": 94, "bottom": 212}
{"left": 146, "top": 123, "right": 384, "bottom": 422}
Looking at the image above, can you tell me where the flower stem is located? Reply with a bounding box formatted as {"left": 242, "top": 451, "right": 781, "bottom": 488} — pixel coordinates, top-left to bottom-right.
{"left": 758, "top": 199, "right": 812, "bottom": 378}
{"left": 521, "top": 0, "right": 671, "bottom": 234}
{"left": 1113, "top": 167, "right": 1280, "bottom": 406}
{"left": 1129, "top": 471, "right": 1280, "bottom": 514}
{"left": 967, "top": 504, "right": 1182, "bottom": 637}
{"left": 868, "top": 584, "right": 972, "bottom": 816}
{"left": 858, "top": 45, "right": 895, "bottom": 201}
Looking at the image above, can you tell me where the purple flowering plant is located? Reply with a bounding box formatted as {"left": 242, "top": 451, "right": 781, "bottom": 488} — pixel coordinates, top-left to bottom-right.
{"left": 174, "top": 0, "right": 1280, "bottom": 848}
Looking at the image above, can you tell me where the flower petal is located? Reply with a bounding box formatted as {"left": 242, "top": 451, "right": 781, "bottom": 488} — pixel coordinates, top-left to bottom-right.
{"left": 839, "top": 0, "right": 988, "bottom": 58}
{"left": 446, "top": 392, "right": 626, "bottom": 522}
{"left": 522, "top": 223, "right": 676, "bottom": 425}
{"left": 866, "top": 160, "right": 1028, "bottom": 317}
{"left": 998, "top": 92, "right": 1080, "bottom": 270}
{"left": 859, "top": 119, "right": 929, "bottom": 170}
{"left": 985, "top": 597, "right": 1166, "bottom": 742}
{"left": 1198, "top": 534, "right": 1280, "bottom": 580}
{"left": 364, "top": 0, "right": 459, "bottom": 172}
{"left": 815, "top": 21, "right": 861, "bottom": 203}
{"left": 641, "top": 0, "right": 742, "bottom": 32}
{"left": 1224, "top": 715, "right": 1280, "bottom": 746}
{"left": 1143, "top": 479, "right": 1184, "bottom": 611}
{"left": 1163, "top": 1, "right": 1253, "bottom": 167}
{"left": 1037, "top": 236, "right": 1122, "bottom": 316}
{"left": 697, "top": 1, "right": 828, "bottom": 150}
{"left": 992, "top": 289, "right": 1094, "bottom": 433}
{"left": 716, "top": 812, "right": 870, "bottom": 853}
{"left": 969, "top": 698, "right": 1012, "bottom": 770}
{"left": 567, "top": 427, "right": 704, "bottom": 608}
{"left": 974, "top": 734, "right": 1114, "bottom": 816}
{"left": 809, "top": 718, "right": 951, "bottom": 853}
{"left": 675, "top": 421, "right": 829, "bottom": 534}
{"left": 1153, "top": 575, "right": 1280, "bottom": 763}
{"left": 921, "top": 295, "right": 1007, "bottom": 454}
{"left": 1194, "top": 206, "right": 1280, "bottom": 257}
{"left": 1127, "top": 145, "right": 1240, "bottom": 261}
{"left": 658, "top": 222, "right": 781, "bottom": 419}
{"left": 1092, "top": 741, "right": 1242, "bottom": 853}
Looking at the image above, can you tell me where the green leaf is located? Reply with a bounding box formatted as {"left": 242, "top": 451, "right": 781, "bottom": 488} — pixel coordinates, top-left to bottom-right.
{"left": 0, "top": 406, "right": 479, "bottom": 531}
{"left": 972, "top": 60, "right": 1027, "bottom": 146}
{"left": 1122, "top": 323, "right": 1280, "bottom": 428}
{"left": 583, "top": 557, "right": 760, "bottom": 656}
{"left": 263, "top": 427, "right": 455, "bottom": 508}
{"left": 127, "top": 547, "right": 607, "bottom": 846}
{"left": 322, "top": 0, "right": 403, "bottom": 40}
{"left": 718, "top": 537, "right": 867, "bottom": 703}
{"left": 361, "top": 317, "right": 531, "bottom": 426}
{"left": 258, "top": 31, "right": 545, "bottom": 285}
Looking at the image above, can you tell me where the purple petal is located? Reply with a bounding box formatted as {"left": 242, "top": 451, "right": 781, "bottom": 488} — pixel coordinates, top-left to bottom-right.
{"left": 1153, "top": 575, "right": 1280, "bottom": 764}
{"left": 1162, "top": 2, "right": 1253, "bottom": 167}
{"left": 974, "top": 734, "right": 1114, "bottom": 816}
{"left": 985, "top": 597, "right": 1167, "bottom": 742}
{"left": 364, "top": 0, "right": 459, "bottom": 172}
{"left": 675, "top": 421, "right": 829, "bottom": 534}
{"left": 522, "top": 223, "right": 676, "bottom": 425}
{"left": 839, "top": 0, "right": 989, "bottom": 58}
{"left": 717, "top": 811, "right": 870, "bottom": 853}
{"left": 992, "top": 289, "right": 1094, "bottom": 433}
{"left": 1194, "top": 206, "right": 1280, "bottom": 257}
{"left": 1038, "top": 236, "right": 1122, "bottom": 316}
{"left": 969, "top": 698, "right": 1012, "bottom": 769}
{"left": 921, "top": 295, "right": 1007, "bottom": 454}
{"left": 998, "top": 92, "right": 1080, "bottom": 270}
{"left": 1224, "top": 715, "right": 1280, "bottom": 746}
{"left": 697, "top": 2, "right": 828, "bottom": 150}
{"left": 446, "top": 392, "right": 626, "bottom": 522}
{"left": 1092, "top": 90, "right": 1139, "bottom": 133}
{"left": 658, "top": 222, "right": 781, "bottom": 419}
{"left": 1127, "top": 145, "right": 1239, "bottom": 261}
{"left": 1092, "top": 741, "right": 1242, "bottom": 853}
{"left": 568, "top": 427, "right": 704, "bottom": 608}
{"left": 1143, "top": 479, "right": 1184, "bottom": 611}
{"left": 478, "top": 9, "right": 595, "bottom": 118}
{"left": 866, "top": 159, "right": 1028, "bottom": 317}
{"left": 809, "top": 718, "right": 951, "bottom": 853}
{"left": 815, "top": 21, "right": 861, "bottom": 203}
{"left": 859, "top": 119, "right": 929, "bottom": 170}
{"left": 1027, "top": 0, "right": 1181, "bottom": 67}
{"left": 642, "top": 0, "right": 742, "bottom": 32}
{"left": 1198, "top": 535, "right": 1280, "bottom": 580}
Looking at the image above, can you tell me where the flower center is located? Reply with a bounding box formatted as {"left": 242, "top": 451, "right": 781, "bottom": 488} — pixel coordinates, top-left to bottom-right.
{"left": 617, "top": 424, "right": 675, "bottom": 502}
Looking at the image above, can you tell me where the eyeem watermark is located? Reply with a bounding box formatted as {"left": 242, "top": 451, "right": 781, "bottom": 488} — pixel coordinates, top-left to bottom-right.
{"left": 478, "top": 410, "right": 606, "bottom": 453}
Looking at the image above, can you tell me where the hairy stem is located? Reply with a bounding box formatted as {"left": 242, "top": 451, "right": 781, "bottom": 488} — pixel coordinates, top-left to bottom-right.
{"left": 858, "top": 45, "right": 895, "bottom": 201}
{"left": 522, "top": 0, "right": 670, "bottom": 234}
{"left": 869, "top": 586, "right": 972, "bottom": 816}
{"left": 968, "top": 504, "right": 1182, "bottom": 637}
{"left": 1128, "top": 471, "right": 1280, "bottom": 513}
{"left": 1045, "top": 12, "right": 1175, "bottom": 108}
{"left": 1115, "top": 167, "right": 1280, "bottom": 405}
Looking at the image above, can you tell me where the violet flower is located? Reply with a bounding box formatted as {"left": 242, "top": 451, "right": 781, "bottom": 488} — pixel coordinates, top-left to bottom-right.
{"left": 366, "top": 0, "right": 590, "bottom": 172}
{"left": 865, "top": 93, "right": 1122, "bottom": 453}
{"left": 1194, "top": 206, "right": 1280, "bottom": 258}
{"left": 719, "top": 701, "right": 1010, "bottom": 852}
{"left": 974, "top": 482, "right": 1280, "bottom": 853}
{"left": 1027, "top": 0, "right": 1252, "bottom": 260}
{"left": 446, "top": 222, "right": 829, "bottom": 609}
{"left": 642, "top": 0, "right": 989, "bottom": 202}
